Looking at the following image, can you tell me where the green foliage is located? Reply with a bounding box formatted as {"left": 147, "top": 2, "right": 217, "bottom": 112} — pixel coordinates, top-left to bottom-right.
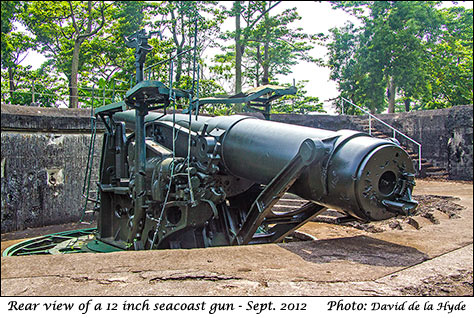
{"left": 326, "top": 21, "right": 387, "bottom": 114}
{"left": 420, "top": 7, "right": 473, "bottom": 109}
{"left": 22, "top": 1, "right": 77, "bottom": 76}
{"left": 327, "top": 1, "right": 473, "bottom": 113}
{"left": 148, "top": 1, "right": 224, "bottom": 84}
{"left": 201, "top": 104, "right": 235, "bottom": 116}
{"left": 210, "top": 1, "right": 323, "bottom": 113}
{"left": 244, "top": 7, "right": 322, "bottom": 85}
{"left": 209, "top": 51, "right": 235, "bottom": 87}
{"left": 1, "top": 62, "right": 67, "bottom": 107}
{"left": 218, "top": 2, "right": 321, "bottom": 88}
{"left": 271, "top": 81, "right": 325, "bottom": 114}
{"left": 1, "top": 30, "right": 35, "bottom": 76}
{"left": 21, "top": 1, "right": 118, "bottom": 107}
{"left": 0, "top": 2, "right": 340, "bottom": 115}
{"left": 82, "top": 1, "right": 146, "bottom": 85}
{"left": 1, "top": 1, "right": 36, "bottom": 105}
{"left": 1, "top": 1, "right": 26, "bottom": 62}
{"left": 195, "top": 79, "right": 231, "bottom": 116}
{"left": 75, "top": 77, "right": 125, "bottom": 108}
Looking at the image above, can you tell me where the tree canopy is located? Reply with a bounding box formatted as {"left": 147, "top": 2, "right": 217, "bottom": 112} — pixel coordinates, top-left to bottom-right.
{"left": 1, "top": 1, "right": 472, "bottom": 114}
{"left": 326, "top": 1, "right": 473, "bottom": 113}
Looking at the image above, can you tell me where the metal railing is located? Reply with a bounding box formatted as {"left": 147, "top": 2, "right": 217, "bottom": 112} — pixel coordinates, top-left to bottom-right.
{"left": 341, "top": 97, "right": 422, "bottom": 171}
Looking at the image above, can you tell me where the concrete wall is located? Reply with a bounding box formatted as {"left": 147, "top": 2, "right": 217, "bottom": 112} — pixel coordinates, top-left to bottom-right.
{"left": 249, "top": 112, "right": 362, "bottom": 131}
{"left": 445, "top": 106, "right": 473, "bottom": 180}
{"left": 1, "top": 104, "right": 472, "bottom": 233}
{"left": 374, "top": 106, "right": 473, "bottom": 180}
{"left": 1, "top": 105, "right": 103, "bottom": 233}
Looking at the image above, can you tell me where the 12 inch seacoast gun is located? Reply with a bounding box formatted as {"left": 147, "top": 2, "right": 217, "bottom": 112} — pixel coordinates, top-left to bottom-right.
{"left": 91, "top": 29, "right": 417, "bottom": 251}
{"left": 94, "top": 101, "right": 417, "bottom": 250}
{"left": 2, "top": 29, "right": 418, "bottom": 256}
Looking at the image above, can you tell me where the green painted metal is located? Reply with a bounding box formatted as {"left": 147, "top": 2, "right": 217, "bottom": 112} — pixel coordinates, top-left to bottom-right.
{"left": 2, "top": 228, "right": 97, "bottom": 257}
{"left": 83, "top": 26, "right": 416, "bottom": 251}
{"left": 95, "top": 107, "right": 417, "bottom": 251}
{"left": 94, "top": 101, "right": 127, "bottom": 117}
{"left": 193, "top": 84, "right": 297, "bottom": 119}
{"left": 197, "top": 85, "right": 296, "bottom": 106}
{"left": 155, "top": 113, "right": 418, "bottom": 221}
{"left": 86, "top": 239, "right": 124, "bottom": 253}
{"left": 2, "top": 228, "right": 125, "bottom": 256}
{"left": 5, "top": 26, "right": 418, "bottom": 256}
{"left": 124, "top": 80, "right": 188, "bottom": 106}
{"left": 79, "top": 104, "right": 98, "bottom": 223}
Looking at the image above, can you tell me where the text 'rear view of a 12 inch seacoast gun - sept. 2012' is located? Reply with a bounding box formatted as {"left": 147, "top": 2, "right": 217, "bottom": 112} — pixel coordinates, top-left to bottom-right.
{"left": 4, "top": 29, "right": 419, "bottom": 255}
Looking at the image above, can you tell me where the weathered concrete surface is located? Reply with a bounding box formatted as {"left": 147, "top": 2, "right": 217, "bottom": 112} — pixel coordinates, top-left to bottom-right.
{"left": 1, "top": 131, "right": 102, "bottom": 233}
{"left": 1, "top": 180, "right": 472, "bottom": 296}
{"left": 446, "top": 106, "right": 474, "bottom": 180}
{"left": 299, "top": 180, "right": 473, "bottom": 259}
{"left": 1, "top": 104, "right": 103, "bottom": 233}
{"left": 1, "top": 104, "right": 99, "bottom": 131}
{"left": 376, "top": 106, "right": 473, "bottom": 180}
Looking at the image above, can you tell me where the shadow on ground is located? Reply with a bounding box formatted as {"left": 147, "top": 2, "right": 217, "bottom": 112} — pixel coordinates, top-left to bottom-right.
{"left": 279, "top": 235, "right": 428, "bottom": 267}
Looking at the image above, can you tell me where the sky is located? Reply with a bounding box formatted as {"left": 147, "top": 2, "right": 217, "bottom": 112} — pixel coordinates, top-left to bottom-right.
{"left": 200, "top": 1, "right": 362, "bottom": 113}
{"left": 271, "top": 1, "right": 360, "bottom": 113}
{"left": 18, "top": 1, "right": 473, "bottom": 113}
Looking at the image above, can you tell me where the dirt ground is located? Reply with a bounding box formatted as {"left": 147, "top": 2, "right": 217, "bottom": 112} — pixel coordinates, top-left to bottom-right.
{"left": 1, "top": 179, "right": 472, "bottom": 296}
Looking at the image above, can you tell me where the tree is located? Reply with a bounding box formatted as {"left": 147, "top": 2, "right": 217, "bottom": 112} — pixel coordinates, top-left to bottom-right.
{"left": 271, "top": 80, "right": 325, "bottom": 114}
{"left": 327, "top": 21, "right": 386, "bottom": 114}
{"left": 327, "top": 1, "right": 451, "bottom": 113}
{"left": 1, "top": 1, "right": 19, "bottom": 60}
{"left": 22, "top": 1, "right": 110, "bottom": 108}
{"left": 243, "top": 6, "right": 321, "bottom": 87}
{"left": 78, "top": 1, "right": 147, "bottom": 105}
{"left": 148, "top": 1, "right": 224, "bottom": 85}
{"left": 2, "top": 32, "right": 34, "bottom": 102}
{"left": 1, "top": 60, "right": 68, "bottom": 107}
{"left": 214, "top": 1, "right": 321, "bottom": 111}
{"left": 230, "top": 1, "right": 281, "bottom": 94}
{"left": 1, "top": 1, "right": 35, "bottom": 103}
{"left": 420, "top": 7, "right": 473, "bottom": 108}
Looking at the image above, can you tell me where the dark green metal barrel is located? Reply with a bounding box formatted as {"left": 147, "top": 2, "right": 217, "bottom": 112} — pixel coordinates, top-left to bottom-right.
{"left": 114, "top": 111, "right": 417, "bottom": 221}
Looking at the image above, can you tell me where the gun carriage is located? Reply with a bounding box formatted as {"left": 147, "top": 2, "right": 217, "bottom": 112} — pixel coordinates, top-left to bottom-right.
{"left": 3, "top": 29, "right": 417, "bottom": 256}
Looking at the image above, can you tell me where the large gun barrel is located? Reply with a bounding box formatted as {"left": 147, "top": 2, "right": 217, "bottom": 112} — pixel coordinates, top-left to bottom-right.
{"left": 91, "top": 32, "right": 418, "bottom": 251}
{"left": 114, "top": 112, "right": 417, "bottom": 222}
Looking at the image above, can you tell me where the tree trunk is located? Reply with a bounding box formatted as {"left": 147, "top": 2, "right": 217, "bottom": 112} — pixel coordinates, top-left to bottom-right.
{"left": 256, "top": 45, "right": 261, "bottom": 86}
{"left": 234, "top": 1, "right": 242, "bottom": 94}
{"left": 169, "top": 8, "right": 184, "bottom": 84}
{"left": 404, "top": 98, "right": 410, "bottom": 112}
{"left": 69, "top": 40, "right": 82, "bottom": 108}
{"left": 262, "top": 11, "right": 270, "bottom": 85}
{"left": 262, "top": 42, "right": 269, "bottom": 85}
{"left": 387, "top": 77, "right": 396, "bottom": 113}
{"left": 175, "top": 47, "right": 183, "bottom": 83}
{"left": 8, "top": 66, "right": 15, "bottom": 102}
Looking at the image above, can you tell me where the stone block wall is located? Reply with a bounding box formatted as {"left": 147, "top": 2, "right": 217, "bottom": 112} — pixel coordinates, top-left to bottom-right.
{"left": 370, "top": 106, "right": 472, "bottom": 180}
{"left": 249, "top": 112, "right": 361, "bottom": 131}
